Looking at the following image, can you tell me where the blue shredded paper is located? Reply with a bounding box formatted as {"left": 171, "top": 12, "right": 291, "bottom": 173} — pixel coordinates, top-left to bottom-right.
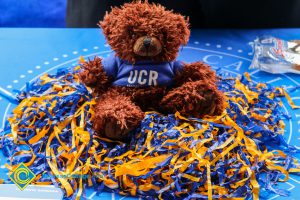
{"left": 0, "top": 66, "right": 299, "bottom": 200}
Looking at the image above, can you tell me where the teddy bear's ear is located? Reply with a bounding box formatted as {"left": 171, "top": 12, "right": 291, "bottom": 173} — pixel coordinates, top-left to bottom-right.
{"left": 98, "top": 7, "right": 122, "bottom": 40}
{"left": 176, "top": 15, "right": 190, "bottom": 45}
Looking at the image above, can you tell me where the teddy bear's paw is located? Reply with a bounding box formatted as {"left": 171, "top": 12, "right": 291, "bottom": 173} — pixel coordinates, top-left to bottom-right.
{"left": 161, "top": 80, "right": 225, "bottom": 118}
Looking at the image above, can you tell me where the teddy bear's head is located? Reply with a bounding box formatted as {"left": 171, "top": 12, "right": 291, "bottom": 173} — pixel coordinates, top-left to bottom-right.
{"left": 100, "top": 1, "right": 190, "bottom": 63}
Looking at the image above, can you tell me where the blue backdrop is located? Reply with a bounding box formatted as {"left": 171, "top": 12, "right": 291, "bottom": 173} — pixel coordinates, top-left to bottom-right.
{"left": 0, "top": 0, "right": 66, "bottom": 27}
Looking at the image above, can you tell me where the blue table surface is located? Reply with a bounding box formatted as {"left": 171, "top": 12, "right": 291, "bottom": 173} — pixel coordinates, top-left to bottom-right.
{"left": 0, "top": 28, "right": 300, "bottom": 200}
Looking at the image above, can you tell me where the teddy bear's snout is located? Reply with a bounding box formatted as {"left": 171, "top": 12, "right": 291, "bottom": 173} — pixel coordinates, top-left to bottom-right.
{"left": 133, "top": 36, "right": 162, "bottom": 57}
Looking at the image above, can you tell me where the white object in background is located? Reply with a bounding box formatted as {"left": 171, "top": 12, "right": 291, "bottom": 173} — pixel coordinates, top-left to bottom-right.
{"left": 250, "top": 36, "right": 300, "bottom": 74}
{"left": 0, "top": 184, "right": 63, "bottom": 200}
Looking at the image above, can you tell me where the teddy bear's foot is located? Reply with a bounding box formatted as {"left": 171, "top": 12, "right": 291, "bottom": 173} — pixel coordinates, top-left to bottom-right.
{"left": 93, "top": 91, "right": 144, "bottom": 140}
{"left": 161, "top": 80, "right": 225, "bottom": 118}
{"left": 101, "top": 118, "right": 135, "bottom": 140}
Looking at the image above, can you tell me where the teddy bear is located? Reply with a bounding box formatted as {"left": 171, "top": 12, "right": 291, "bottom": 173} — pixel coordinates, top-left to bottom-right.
{"left": 79, "top": 1, "right": 225, "bottom": 140}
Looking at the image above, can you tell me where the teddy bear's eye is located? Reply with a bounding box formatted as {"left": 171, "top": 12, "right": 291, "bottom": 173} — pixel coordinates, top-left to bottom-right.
{"left": 127, "top": 28, "right": 135, "bottom": 39}
{"left": 161, "top": 30, "right": 168, "bottom": 42}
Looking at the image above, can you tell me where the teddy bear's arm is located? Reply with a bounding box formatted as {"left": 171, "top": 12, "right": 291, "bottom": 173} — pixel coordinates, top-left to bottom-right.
{"left": 79, "top": 57, "right": 113, "bottom": 93}
{"left": 173, "top": 61, "right": 217, "bottom": 87}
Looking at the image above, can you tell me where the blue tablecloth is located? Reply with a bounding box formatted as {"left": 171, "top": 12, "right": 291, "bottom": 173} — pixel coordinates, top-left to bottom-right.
{"left": 0, "top": 28, "right": 299, "bottom": 200}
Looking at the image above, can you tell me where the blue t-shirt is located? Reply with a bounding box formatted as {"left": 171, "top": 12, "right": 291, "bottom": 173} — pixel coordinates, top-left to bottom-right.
{"left": 102, "top": 54, "right": 184, "bottom": 87}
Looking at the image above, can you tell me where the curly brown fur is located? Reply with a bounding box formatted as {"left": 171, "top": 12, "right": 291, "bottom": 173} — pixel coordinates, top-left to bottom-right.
{"left": 79, "top": 1, "right": 225, "bottom": 140}
{"left": 93, "top": 91, "right": 144, "bottom": 140}
{"left": 161, "top": 80, "right": 225, "bottom": 118}
{"left": 100, "top": 1, "right": 190, "bottom": 63}
{"left": 174, "top": 62, "right": 217, "bottom": 87}
{"left": 79, "top": 57, "right": 112, "bottom": 94}
{"left": 111, "top": 86, "right": 167, "bottom": 111}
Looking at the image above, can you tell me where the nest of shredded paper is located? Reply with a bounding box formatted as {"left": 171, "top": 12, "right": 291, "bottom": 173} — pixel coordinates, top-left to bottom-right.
{"left": 0, "top": 67, "right": 299, "bottom": 200}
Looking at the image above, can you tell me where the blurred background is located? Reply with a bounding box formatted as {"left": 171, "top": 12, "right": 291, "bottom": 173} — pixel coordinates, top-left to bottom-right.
{"left": 0, "top": 0, "right": 66, "bottom": 27}
{"left": 0, "top": 0, "right": 300, "bottom": 28}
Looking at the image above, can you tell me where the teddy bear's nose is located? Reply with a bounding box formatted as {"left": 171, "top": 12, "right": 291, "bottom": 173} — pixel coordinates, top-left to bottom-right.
{"left": 143, "top": 37, "right": 152, "bottom": 49}
{"left": 133, "top": 36, "right": 162, "bottom": 57}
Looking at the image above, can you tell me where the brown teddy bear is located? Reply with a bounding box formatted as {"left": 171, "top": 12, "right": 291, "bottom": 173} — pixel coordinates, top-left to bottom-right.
{"left": 79, "top": 1, "right": 225, "bottom": 140}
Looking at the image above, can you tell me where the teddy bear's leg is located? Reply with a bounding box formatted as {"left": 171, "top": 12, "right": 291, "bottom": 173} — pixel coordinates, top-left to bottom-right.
{"left": 160, "top": 80, "right": 224, "bottom": 118}
{"left": 93, "top": 90, "right": 144, "bottom": 140}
